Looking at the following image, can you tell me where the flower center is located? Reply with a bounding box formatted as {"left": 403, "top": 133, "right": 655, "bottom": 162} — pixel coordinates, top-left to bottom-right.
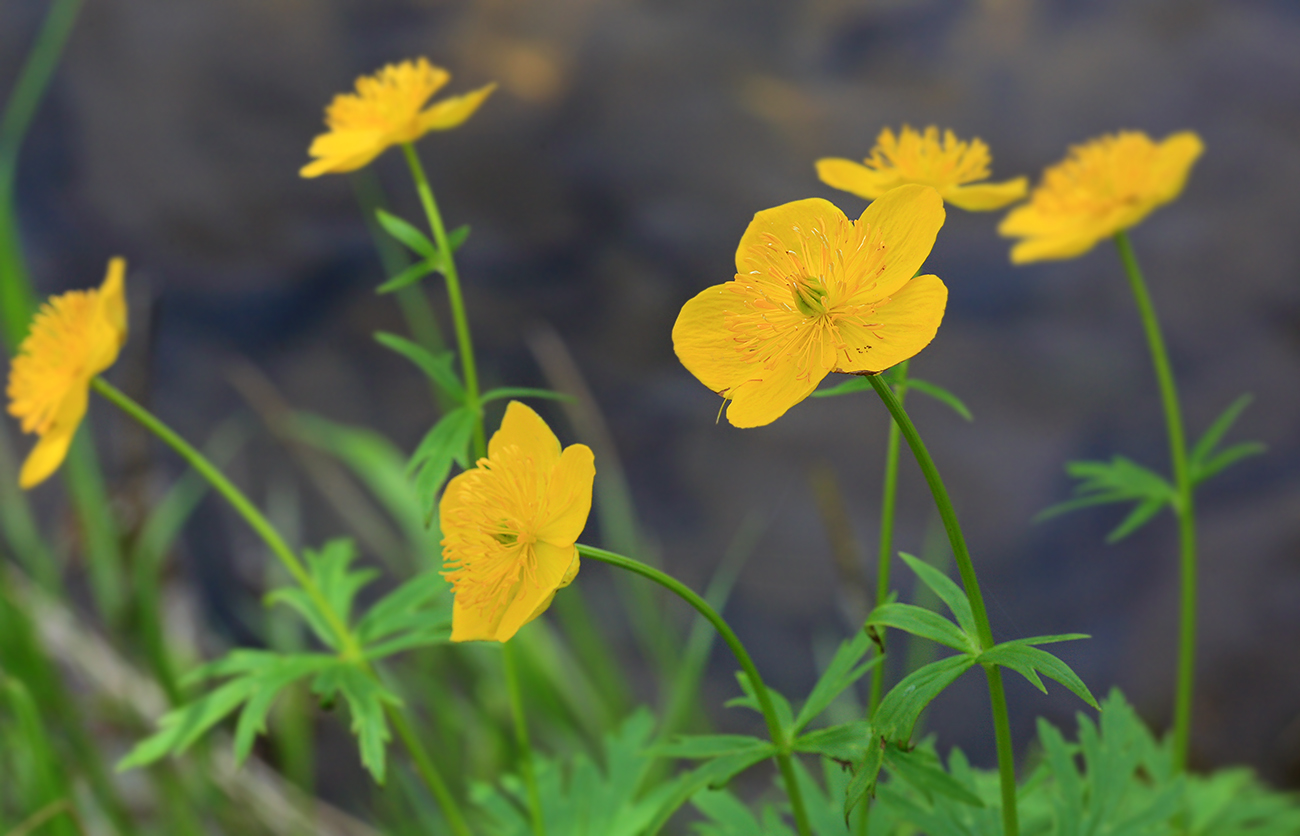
{"left": 6, "top": 290, "right": 99, "bottom": 435}
{"left": 791, "top": 275, "right": 830, "bottom": 317}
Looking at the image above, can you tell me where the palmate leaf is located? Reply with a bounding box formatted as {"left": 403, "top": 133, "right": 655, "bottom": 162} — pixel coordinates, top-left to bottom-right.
{"left": 792, "top": 720, "right": 874, "bottom": 763}
{"left": 1037, "top": 455, "right": 1177, "bottom": 543}
{"left": 866, "top": 602, "right": 975, "bottom": 654}
{"left": 873, "top": 655, "right": 977, "bottom": 744}
{"left": 726, "top": 671, "right": 795, "bottom": 738}
{"left": 376, "top": 259, "right": 437, "bottom": 294}
{"left": 1189, "top": 394, "right": 1265, "bottom": 487}
{"left": 884, "top": 744, "right": 984, "bottom": 808}
{"left": 811, "top": 374, "right": 972, "bottom": 422}
{"left": 376, "top": 209, "right": 437, "bottom": 260}
{"left": 474, "top": 708, "right": 701, "bottom": 836}
{"left": 409, "top": 406, "right": 477, "bottom": 523}
{"left": 310, "top": 663, "right": 402, "bottom": 783}
{"left": 355, "top": 570, "right": 453, "bottom": 660}
{"left": 265, "top": 538, "right": 375, "bottom": 651}
{"left": 897, "top": 552, "right": 978, "bottom": 641}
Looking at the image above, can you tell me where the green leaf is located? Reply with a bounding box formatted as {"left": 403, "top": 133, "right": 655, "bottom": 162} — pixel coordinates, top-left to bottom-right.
{"left": 844, "top": 736, "right": 886, "bottom": 821}
{"left": 884, "top": 744, "right": 984, "bottom": 807}
{"left": 310, "top": 663, "right": 402, "bottom": 783}
{"left": 232, "top": 654, "right": 338, "bottom": 764}
{"left": 445, "top": 224, "right": 471, "bottom": 252}
{"left": 1190, "top": 393, "right": 1253, "bottom": 467}
{"left": 811, "top": 376, "right": 874, "bottom": 398}
{"left": 1193, "top": 441, "right": 1266, "bottom": 486}
{"left": 652, "top": 733, "right": 769, "bottom": 759}
{"left": 355, "top": 571, "right": 449, "bottom": 646}
{"left": 265, "top": 539, "right": 373, "bottom": 650}
{"left": 375, "top": 259, "right": 436, "bottom": 294}
{"left": 793, "top": 628, "right": 879, "bottom": 733}
{"left": 978, "top": 639, "right": 1097, "bottom": 709}
{"left": 642, "top": 745, "right": 776, "bottom": 834}
{"left": 480, "top": 386, "right": 577, "bottom": 404}
{"left": 874, "top": 655, "right": 976, "bottom": 743}
{"left": 907, "top": 378, "right": 973, "bottom": 422}
{"left": 866, "top": 602, "right": 976, "bottom": 654}
{"left": 409, "top": 407, "right": 477, "bottom": 521}
{"left": 376, "top": 209, "right": 437, "bottom": 260}
{"left": 897, "top": 553, "right": 977, "bottom": 642}
{"left": 792, "top": 720, "right": 874, "bottom": 762}
{"left": 1037, "top": 455, "right": 1177, "bottom": 542}
{"left": 727, "top": 672, "right": 794, "bottom": 738}
{"left": 374, "top": 331, "right": 466, "bottom": 404}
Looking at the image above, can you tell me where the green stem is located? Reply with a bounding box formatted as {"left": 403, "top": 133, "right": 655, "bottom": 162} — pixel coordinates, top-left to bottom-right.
{"left": 387, "top": 706, "right": 473, "bottom": 836}
{"left": 91, "top": 377, "right": 360, "bottom": 660}
{"left": 503, "top": 641, "right": 546, "bottom": 836}
{"left": 401, "top": 143, "right": 486, "bottom": 459}
{"left": 866, "top": 374, "right": 1018, "bottom": 836}
{"left": 869, "top": 360, "right": 909, "bottom": 716}
{"left": 577, "top": 544, "right": 814, "bottom": 836}
{"left": 1114, "top": 231, "right": 1197, "bottom": 771}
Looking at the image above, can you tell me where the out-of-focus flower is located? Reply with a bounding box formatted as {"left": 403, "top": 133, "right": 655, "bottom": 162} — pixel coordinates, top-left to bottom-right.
{"left": 301, "top": 58, "right": 495, "bottom": 178}
{"left": 673, "top": 185, "right": 948, "bottom": 428}
{"left": 440, "top": 402, "right": 595, "bottom": 642}
{"left": 999, "top": 130, "right": 1203, "bottom": 263}
{"left": 817, "top": 126, "right": 1027, "bottom": 211}
{"left": 7, "top": 258, "right": 128, "bottom": 489}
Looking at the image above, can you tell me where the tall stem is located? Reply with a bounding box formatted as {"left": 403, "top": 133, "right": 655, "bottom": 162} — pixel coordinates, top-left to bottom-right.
{"left": 866, "top": 374, "right": 1018, "bottom": 836}
{"left": 401, "top": 143, "right": 486, "bottom": 459}
{"left": 503, "top": 642, "right": 547, "bottom": 836}
{"left": 1114, "top": 231, "right": 1197, "bottom": 771}
{"left": 869, "top": 360, "right": 908, "bottom": 715}
{"left": 387, "top": 706, "right": 473, "bottom": 836}
{"left": 90, "top": 378, "right": 471, "bottom": 828}
{"left": 577, "top": 544, "right": 814, "bottom": 836}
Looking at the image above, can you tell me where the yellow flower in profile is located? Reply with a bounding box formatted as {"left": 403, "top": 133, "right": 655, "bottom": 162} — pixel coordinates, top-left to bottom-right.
{"left": 999, "top": 130, "right": 1204, "bottom": 264}
{"left": 440, "top": 401, "right": 595, "bottom": 642}
{"left": 817, "top": 125, "right": 1027, "bottom": 212}
{"left": 7, "top": 258, "right": 128, "bottom": 489}
{"left": 673, "top": 184, "right": 948, "bottom": 428}
{"left": 301, "top": 58, "right": 496, "bottom": 178}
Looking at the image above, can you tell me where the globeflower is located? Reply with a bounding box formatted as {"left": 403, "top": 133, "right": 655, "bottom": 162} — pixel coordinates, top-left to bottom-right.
{"left": 673, "top": 184, "right": 948, "bottom": 428}
{"left": 998, "top": 130, "right": 1203, "bottom": 264}
{"left": 440, "top": 401, "right": 595, "bottom": 642}
{"left": 301, "top": 58, "right": 496, "bottom": 178}
{"left": 7, "top": 258, "right": 128, "bottom": 489}
{"left": 817, "top": 125, "right": 1027, "bottom": 212}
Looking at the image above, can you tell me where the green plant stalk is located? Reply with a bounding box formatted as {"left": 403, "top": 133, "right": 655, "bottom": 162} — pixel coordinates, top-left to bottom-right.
{"left": 869, "top": 359, "right": 908, "bottom": 716}
{"left": 401, "top": 143, "right": 486, "bottom": 459}
{"left": 1114, "top": 230, "right": 1197, "bottom": 772}
{"left": 503, "top": 641, "right": 547, "bottom": 836}
{"left": 88, "top": 378, "right": 471, "bottom": 832}
{"left": 387, "top": 706, "right": 473, "bottom": 836}
{"left": 866, "top": 374, "right": 1018, "bottom": 836}
{"left": 577, "top": 544, "right": 815, "bottom": 836}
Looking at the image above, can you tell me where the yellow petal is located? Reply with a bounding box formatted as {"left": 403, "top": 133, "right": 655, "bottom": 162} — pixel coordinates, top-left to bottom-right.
{"left": 489, "top": 401, "right": 561, "bottom": 470}
{"left": 538, "top": 443, "right": 595, "bottom": 546}
{"left": 18, "top": 383, "right": 88, "bottom": 489}
{"left": 943, "top": 177, "right": 1029, "bottom": 212}
{"left": 853, "top": 184, "right": 945, "bottom": 299}
{"left": 671, "top": 283, "right": 756, "bottom": 396}
{"left": 1152, "top": 131, "right": 1203, "bottom": 205}
{"left": 493, "top": 541, "right": 577, "bottom": 642}
{"left": 89, "top": 258, "right": 129, "bottom": 371}
{"left": 735, "top": 198, "right": 848, "bottom": 274}
{"left": 1008, "top": 229, "right": 1106, "bottom": 264}
{"left": 300, "top": 130, "right": 387, "bottom": 178}
{"left": 815, "top": 158, "right": 897, "bottom": 200}
{"left": 418, "top": 82, "right": 497, "bottom": 132}
{"left": 724, "top": 353, "right": 827, "bottom": 428}
{"left": 834, "top": 274, "right": 948, "bottom": 374}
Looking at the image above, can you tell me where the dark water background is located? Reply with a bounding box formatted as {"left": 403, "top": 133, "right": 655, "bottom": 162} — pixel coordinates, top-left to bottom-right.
{"left": 5, "top": 0, "right": 1300, "bottom": 795}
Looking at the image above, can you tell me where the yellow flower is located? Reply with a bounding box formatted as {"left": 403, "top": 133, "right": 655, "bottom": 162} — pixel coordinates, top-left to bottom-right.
{"left": 817, "top": 125, "right": 1027, "bottom": 212}
{"left": 301, "top": 58, "right": 496, "bottom": 178}
{"left": 673, "top": 185, "right": 948, "bottom": 428}
{"left": 440, "top": 402, "right": 595, "bottom": 642}
{"left": 998, "top": 130, "right": 1203, "bottom": 263}
{"left": 7, "top": 257, "right": 128, "bottom": 489}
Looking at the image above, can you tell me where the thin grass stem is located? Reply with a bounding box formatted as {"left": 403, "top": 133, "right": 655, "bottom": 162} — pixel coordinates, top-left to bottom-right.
{"left": 869, "top": 359, "right": 908, "bottom": 715}
{"left": 503, "top": 641, "right": 547, "bottom": 836}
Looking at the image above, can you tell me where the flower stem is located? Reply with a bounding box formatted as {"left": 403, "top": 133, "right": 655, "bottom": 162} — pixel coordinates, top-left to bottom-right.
{"left": 503, "top": 641, "right": 547, "bottom": 836}
{"left": 866, "top": 374, "right": 1018, "bottom": 836}
{"left": 401, "top": 142, "right": 486, "bottom": 459}
{"left": 869, "top": 359, "right": 908, "bottom": 716}
{"left": 387, "top": 706, "right": 473, "bottom": 836}
{"left": 89, "top": 377, "right": 471, "bottom": 828}
{"left": 577, "top": 544, "right": 814, "bottom": 836}
{"left": 1114, "top": 231, "right": 1197, "bottom": 772}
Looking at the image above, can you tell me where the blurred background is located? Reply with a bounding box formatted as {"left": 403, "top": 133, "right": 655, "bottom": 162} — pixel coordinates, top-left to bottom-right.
{"left": 4, "top": 0, "right": 1300, "bottom": 821}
